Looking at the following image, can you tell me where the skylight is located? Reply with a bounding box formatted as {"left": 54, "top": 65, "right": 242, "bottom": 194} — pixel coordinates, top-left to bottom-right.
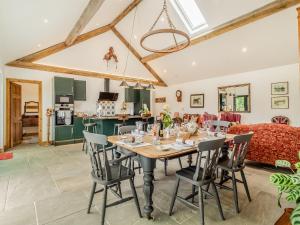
{"left": 170, "top": 0, "right": 208, "bottom": 35}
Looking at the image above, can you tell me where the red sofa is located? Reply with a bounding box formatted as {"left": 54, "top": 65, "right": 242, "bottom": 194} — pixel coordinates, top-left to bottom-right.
{"left": 228, "top": 123, "right": 300, "bottom": 166}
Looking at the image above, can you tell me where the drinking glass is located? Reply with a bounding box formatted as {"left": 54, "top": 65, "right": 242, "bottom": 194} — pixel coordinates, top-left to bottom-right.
{"left": 147, "top": 124, "right": 153, "bottom": 134}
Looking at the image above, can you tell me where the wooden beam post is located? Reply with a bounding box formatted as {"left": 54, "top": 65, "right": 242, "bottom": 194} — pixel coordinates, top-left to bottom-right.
{"left": 7, "top": 61, "right": 164, "bottom": 86}
{"left": 65, "top": 0, "right": 105, "bottom": 46}
{"left": 141, "top": 0, "right": 300, "bottom": 63}
{"left": 111, "top": 27, "right": 167, "bottom": 86}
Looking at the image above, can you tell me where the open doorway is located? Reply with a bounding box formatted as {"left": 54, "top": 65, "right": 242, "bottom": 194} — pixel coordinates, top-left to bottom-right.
{"left": 6, "top": 78, "right": 42, "bottom": 148}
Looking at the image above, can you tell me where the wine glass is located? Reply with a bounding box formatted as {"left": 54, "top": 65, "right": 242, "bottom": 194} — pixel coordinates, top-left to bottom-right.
{"left": 147, "top": 124, "right": 153, "bottom": 134}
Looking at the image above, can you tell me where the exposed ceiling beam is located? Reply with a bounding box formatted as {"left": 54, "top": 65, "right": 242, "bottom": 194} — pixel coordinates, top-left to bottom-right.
{"left": 65, "top": 0, "right": 106, "bottom": 46}
{"left": 141, "top": 0, "right": 300, "bottom": 63}
{"left": 111, "top": 0, "right": 142, "bottom": 27}
{"left": 111, "top": 26, "right": 167, "bottom": 86}
{"left": 7, "top": 61, "right": 164, "bottom": 86}
{"left": 15, "top": 24, "right": 111, "bottom": 63}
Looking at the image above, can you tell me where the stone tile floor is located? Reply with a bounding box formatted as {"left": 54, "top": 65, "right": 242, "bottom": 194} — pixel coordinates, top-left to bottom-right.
{"left": 0, "top": 143, "right": 292, "bottom": 225}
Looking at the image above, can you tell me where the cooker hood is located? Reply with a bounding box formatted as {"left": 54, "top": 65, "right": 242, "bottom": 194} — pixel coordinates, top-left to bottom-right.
{"left": 98, "top": 78, "right": 119, "bottom": 101}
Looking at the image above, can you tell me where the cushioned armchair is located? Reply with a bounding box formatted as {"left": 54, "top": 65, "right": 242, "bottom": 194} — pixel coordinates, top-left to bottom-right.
{"left": 228, "top": 123, "right": 300, "bottom": 165}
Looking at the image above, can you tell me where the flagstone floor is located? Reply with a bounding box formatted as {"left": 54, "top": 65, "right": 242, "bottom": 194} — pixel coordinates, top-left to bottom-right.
{"left": 0, "top": 143, "right": 292, "bottom": 225}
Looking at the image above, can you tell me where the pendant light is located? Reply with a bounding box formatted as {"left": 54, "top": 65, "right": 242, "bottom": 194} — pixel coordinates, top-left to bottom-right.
{"left": 134, "top": 82, "right": 143, "bottom": 90}
{"left": 119, "top": 80, "right": 129, "bottom": 88}
{"left": 146, "top": 83, "right": 155, "bottom": 90}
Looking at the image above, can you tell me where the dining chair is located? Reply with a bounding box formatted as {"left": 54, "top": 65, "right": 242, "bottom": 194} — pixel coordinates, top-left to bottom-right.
{"left": 217, "top": 132, "right": 254, "bottom": 213}
{"left": 118, "top": 125, "right": 142, "bottom": 175}
{"left": 169, "top": 138, "right": 226, "bottom": 225}
{"left": 83, "top": 131, "right": 142, "bottom": 225}
{"left": 211, "top": 120, "right": 230, "bottom": 132}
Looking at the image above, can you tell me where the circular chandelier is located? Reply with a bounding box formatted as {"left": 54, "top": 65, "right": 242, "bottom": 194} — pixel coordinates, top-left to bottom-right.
{"left": 140, "top": 0, "right": 190, "bottom": 54}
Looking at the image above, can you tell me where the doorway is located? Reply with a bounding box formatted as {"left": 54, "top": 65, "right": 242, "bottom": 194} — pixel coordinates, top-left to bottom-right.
{"left": 6, "top": 78, "right": 42, "bottom": 148}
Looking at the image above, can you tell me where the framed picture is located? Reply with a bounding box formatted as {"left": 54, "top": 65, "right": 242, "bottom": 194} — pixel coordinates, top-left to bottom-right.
{"left": 190, "top": 94, "right": 204, "bottom": 108}
{"left": 271, "top": 82, "right": 288, "bottom": 95}
{"left": 155, "top": 97, "right": 166, "bottom": 103}
{"left": 271, "top": 96, "right": 289, "bottom": 109}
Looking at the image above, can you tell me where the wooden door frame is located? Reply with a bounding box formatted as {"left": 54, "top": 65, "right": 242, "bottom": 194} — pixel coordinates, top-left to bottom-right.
{"left": 5, "top": 78, "right": 42, "bottom": 148}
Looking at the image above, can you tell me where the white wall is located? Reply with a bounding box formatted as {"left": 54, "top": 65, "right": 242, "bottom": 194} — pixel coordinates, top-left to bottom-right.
{"left": 153, "top": 63, "right": 300, "bottom": 126}
{"left": 1, "top": 66, "right": 153, "bottom": 145}
{"left": 15, "top": 82, "right": 39, "bottom": 114}
{"left": 0, "top": 57, "right": 4, "bottom": 149}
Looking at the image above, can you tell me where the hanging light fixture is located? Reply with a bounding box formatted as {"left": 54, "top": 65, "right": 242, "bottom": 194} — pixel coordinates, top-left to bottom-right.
{"left": 146, "top": 83, "right": 155, "bottom": 90}
{"left": 119, "top": 80, "right": 129, "bottom": 88}
{"left": 134, "top": 82, "right": 143, "bottom": 90}
{"left": 140, "top": 0, "right": 190, "bottom": 53}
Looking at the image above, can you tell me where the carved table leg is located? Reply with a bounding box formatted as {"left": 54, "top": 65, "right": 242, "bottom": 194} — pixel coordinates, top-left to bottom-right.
{"left": 140, "top": 156, "right": 156, "bottom": 220}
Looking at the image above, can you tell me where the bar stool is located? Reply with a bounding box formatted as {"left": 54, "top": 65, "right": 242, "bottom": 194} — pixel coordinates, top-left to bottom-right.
{"left": 114, "top": 114, "right": 129, "bottom": 135}
{"left": 82, "top": 118, "right": 97, "bottom": 152}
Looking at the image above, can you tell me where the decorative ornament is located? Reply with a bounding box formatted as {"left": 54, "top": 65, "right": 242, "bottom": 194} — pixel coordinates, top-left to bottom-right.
{"left": 103, "top": 46, "right": 118, "bottom": 69}
{"left": 140, "top": 0, "right": 190, "bottom": 53}
{"left": 46, "top": 108, "right": 54, "bottom": 146}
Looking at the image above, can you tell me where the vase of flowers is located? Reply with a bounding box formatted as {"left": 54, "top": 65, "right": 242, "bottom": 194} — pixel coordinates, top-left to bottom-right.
{"left": 161, "top": 104, "right": 172, "bottom": 129}
{"left": 270, "top": 153, "right": 300, "bottom": 225}
{"left": 139, "top": 104, "right": 151, "bottom": 117}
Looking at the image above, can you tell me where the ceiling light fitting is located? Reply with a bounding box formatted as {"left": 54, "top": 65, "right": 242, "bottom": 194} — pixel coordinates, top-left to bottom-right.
{"left": 140, "top": 0, "right": 190, "bottom": 54}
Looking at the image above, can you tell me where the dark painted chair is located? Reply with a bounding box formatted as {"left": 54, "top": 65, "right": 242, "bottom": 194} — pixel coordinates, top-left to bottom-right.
{"left": 217, "top": 132, "right": 254, "bottom": 213}
{"left": 169, "top": 138, "right": 226, "bottom": 225}
{"left": 83, "top": 131, "right": 142, "bottom": 225}
{"left": 118, "top": 125, "right": 142, "bottom": 175}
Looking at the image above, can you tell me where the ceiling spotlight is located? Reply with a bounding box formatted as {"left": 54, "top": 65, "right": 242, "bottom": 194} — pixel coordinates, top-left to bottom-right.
{"left": 163, "top": 69, "right": 167, "bottom": 73}
{"left": 160, "top": 17, "right": 165, "bottom": 22}
{"left": 242, "top": 47, "right": 248, "bottom": 53}
{"left": 43, "top": 18, "right": 49, "bottom": 23}
{"left": 37, "top": 44, "right": 41, "bottom": 48}
{"left": 192, "top": 61, "right": 196, "bottom": 66}
{"left": 134, "top": 35, "right": 138, "bottom": 40}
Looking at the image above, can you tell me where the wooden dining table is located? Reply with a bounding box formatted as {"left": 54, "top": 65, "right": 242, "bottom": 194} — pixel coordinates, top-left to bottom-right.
{"left": 108, "top": 131, "right": 236, "bottom": 219}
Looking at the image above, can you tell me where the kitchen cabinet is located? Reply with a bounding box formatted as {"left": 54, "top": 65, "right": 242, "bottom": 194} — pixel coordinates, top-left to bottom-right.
{"left": 74, "top": 80, "right": 86, "bottom": 101}
{"left": 54, "top": 125, "right": 74, "bottom": 145}
{"left": 74, "top": 117, "right": 84, "bottom": 141}
{"left": 54, "top": 77, "right": 74, "bottom": 96}
{"left": 125, "top": 87, "right": 136, "bottom": 102}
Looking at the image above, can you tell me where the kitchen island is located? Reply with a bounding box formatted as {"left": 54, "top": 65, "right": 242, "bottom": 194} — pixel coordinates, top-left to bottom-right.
{"left": 54, "top": 115, "right": 154, "bottom": 145}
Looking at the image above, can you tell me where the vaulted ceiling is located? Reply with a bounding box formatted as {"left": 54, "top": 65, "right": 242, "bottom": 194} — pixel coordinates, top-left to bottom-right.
{"left": 0, "top": 0, "right": 299, "bottom": 86}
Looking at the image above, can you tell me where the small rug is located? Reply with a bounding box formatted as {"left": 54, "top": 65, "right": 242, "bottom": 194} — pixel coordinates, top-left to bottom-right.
{"left": 0, "top": 152, "right": 13, "bottom": 160}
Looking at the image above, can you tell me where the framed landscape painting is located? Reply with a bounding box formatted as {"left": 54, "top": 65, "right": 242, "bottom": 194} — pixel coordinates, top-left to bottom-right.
{"left": 271, "top": 96, "right": 289, "bottom": 109}
{"left": 190, "top": 94, "right": 204, "bottom": 108}
{"left": 271, "top": 82, "right": 288, "bottom": 95}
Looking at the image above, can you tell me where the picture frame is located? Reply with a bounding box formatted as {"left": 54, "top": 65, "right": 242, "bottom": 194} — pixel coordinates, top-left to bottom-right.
{"left": 155, "top": 97, "right": 166, "bottom": 103}
{"left": 271, "top": 82, "right": 289, "bottom": 95}
{"left": 190, "top": 94, "right": 204, "bottom": 108}
{"left": 271, "top": 96, "right": 289, "bottom": 109}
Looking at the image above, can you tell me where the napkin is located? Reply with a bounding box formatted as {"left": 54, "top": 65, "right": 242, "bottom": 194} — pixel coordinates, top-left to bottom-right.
{"left": 175, "top": 139, "right": 195, "bottom": 146}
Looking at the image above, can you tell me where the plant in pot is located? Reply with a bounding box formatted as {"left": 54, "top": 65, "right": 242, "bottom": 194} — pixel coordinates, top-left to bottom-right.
{"left": 139, "top": 104, "right": 151, "bottom": 117}
{"left": 270, "top": 152, "right": 300, "bottom": 225}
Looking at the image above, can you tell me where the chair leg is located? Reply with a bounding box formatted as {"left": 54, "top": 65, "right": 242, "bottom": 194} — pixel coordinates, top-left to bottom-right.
{"left": 138, "top": 162, "right": 141, "bottom": 174}
{"left": 178, "top": 158, "right": 183, "bottom": 169}
{"left": 117, "top": 182, "right": 122, "bottom": 198}
{"left": 211, "top": 182, "right": 225, "bottom": 220}
{"left": 169, "top": 178, "right": 180, "bottom": 216}
{"left": 164, "top": 159, "right": 168, "bottom": 176}
{"left": 129, "top": 178, "right": 142, "bottom": 218}
{"left": 87, "top": 182, "right": 97, "bottom": 214}
{"left": 192, "top": 185, "right": 196, "bottom": 203}
{"left": 240, "top": 170, "right": 251, "bottom": 202}
{"left": 204, "top": 183, "right": 210, "bottom": 199}
{"left": 101, "top": 186, "right": 108, "bottom": 225}
{"left": 198, "top": 187, "right": 205, "bottom": 225}
{"left": 232, "top": 172, "right": 240, "bottom": 213}
{"left": 82, "top": 138, "right": 86, "bottom": 152}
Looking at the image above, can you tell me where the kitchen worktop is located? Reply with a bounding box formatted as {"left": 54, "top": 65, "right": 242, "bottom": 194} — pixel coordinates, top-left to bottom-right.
{"left": 75, "top": 115, "right": 151, "bottom": 120}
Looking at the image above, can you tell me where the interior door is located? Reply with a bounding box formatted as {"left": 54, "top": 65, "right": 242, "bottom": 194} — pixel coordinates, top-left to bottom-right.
{"left": 11, "top": 82, "right": 22, "bottom": 146}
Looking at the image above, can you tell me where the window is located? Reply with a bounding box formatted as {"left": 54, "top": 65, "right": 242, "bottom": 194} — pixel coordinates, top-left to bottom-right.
{"left": 170, "top": 0, "right": 208, "bottom": 35}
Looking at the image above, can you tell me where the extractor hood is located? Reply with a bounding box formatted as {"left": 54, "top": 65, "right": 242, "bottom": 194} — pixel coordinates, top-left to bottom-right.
{"left": 98, "top": 78, "right": 119, "bottom": 101}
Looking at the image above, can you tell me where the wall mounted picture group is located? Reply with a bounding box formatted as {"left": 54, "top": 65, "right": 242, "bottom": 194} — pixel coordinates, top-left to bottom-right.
{"left": 190, "top": 94, "right": 204, "bottom": 108}
{"left": 271, "top": 82, "right": 289, "bottom": 109}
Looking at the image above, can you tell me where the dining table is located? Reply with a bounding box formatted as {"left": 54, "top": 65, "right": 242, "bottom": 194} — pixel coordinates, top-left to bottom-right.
{"left": 108, "top": 131, "right": 236, "bottom": 219}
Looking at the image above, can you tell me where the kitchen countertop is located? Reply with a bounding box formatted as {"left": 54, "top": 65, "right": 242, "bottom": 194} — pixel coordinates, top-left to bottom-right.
{"left": 75, "top": 115, "right": 152, "bottom": 120}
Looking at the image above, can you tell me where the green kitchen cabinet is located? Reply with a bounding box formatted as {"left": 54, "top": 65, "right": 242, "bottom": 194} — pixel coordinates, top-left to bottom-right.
{"left": 125, "top": 86, "right": 135, "bottom": 102}
{"left": 74, "top": 80, "right": 86, "bottom": 101}
{"left": 134, "top": 88, "right": 150, "bottom": 115}
{"left": 54, "top": 77, "right": 74, "bottom": 96}
{"left": 74, "top": 117, "right": 84, "bottom": 141}
{"left": 54, "top": 125, "right": 74, "bottom": 145}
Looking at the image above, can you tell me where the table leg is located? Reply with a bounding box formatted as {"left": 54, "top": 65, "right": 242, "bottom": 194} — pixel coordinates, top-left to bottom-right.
{"left": 187, "top": 154, "right": 193, "bottom": 167}
{"left": 140, "top": 156, "right": 156, "bottom": 220}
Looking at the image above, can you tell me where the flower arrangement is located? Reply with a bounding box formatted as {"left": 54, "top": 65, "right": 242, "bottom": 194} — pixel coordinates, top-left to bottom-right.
{"left": 139, "top": 104, "right": 151, "bottom": 117}
{"left": 161, "top": 104, "right": 172, "bottom": 129}
{"left": 270, "top": 152, "right": 300, "bottom": 225}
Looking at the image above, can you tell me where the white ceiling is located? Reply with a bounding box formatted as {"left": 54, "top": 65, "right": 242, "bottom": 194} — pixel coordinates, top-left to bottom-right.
{"left": 0, "top": 0, "right": 298, "bottom": 85}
